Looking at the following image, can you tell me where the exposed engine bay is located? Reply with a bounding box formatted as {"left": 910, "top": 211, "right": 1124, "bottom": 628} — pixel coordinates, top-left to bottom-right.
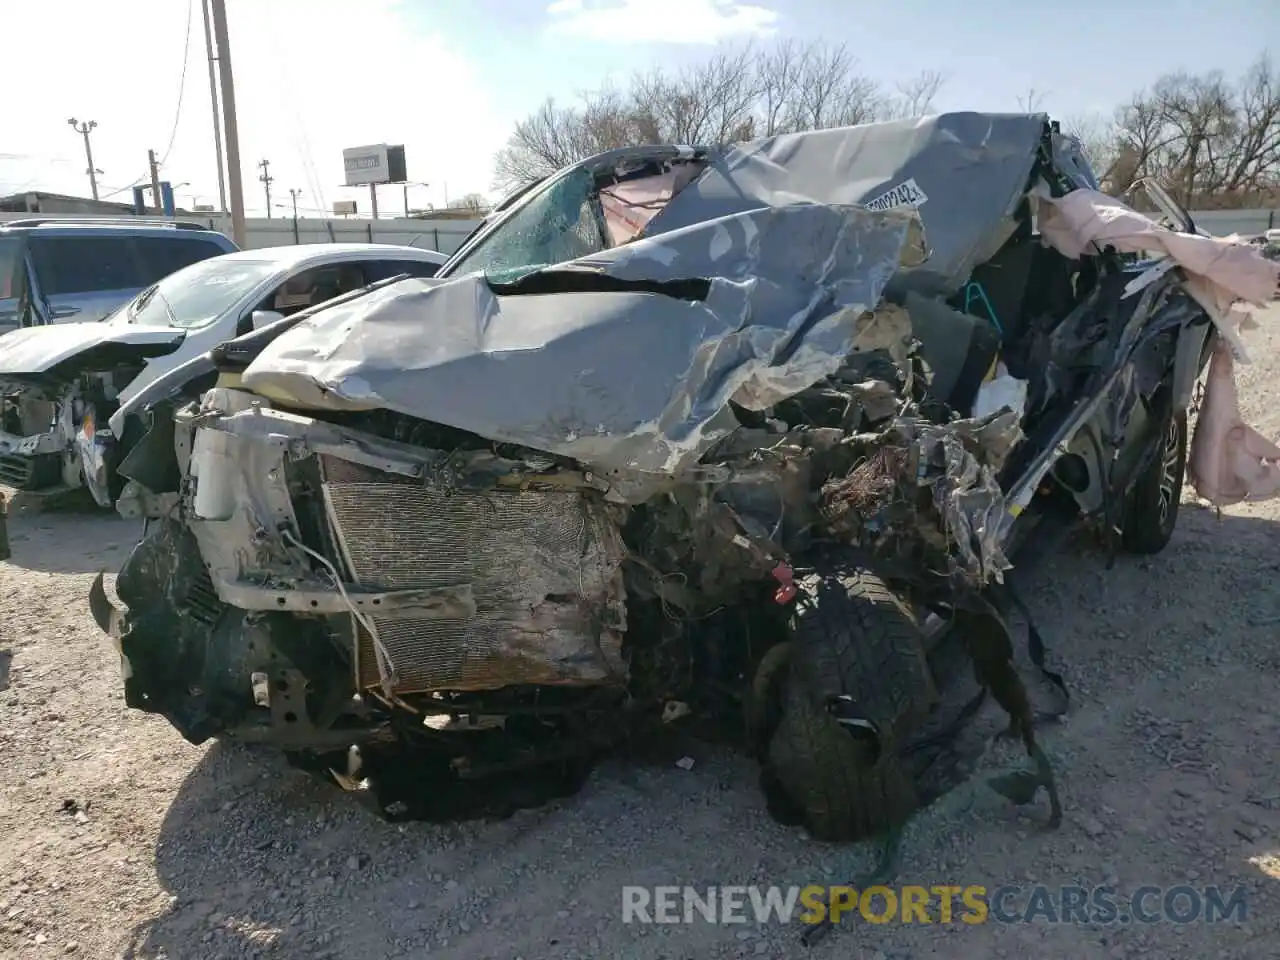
{"left": 0, "top": 359, "right": 152, "bottom": 503}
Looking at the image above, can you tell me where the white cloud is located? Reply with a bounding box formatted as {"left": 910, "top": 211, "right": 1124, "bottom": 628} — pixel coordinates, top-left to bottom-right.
{"left": 546, "top": 0, "right": 779, "bottom": 44}
{"left": 0, "top": 0, "right": 513, "bottom": 215}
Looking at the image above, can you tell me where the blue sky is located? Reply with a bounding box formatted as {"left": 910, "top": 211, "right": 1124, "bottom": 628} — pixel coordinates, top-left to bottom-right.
{"left": 1, "top": 0, "right": 1275, "bottom": 216}
{"left": 431, "top": 0, "right": 1278, "bottom": 117}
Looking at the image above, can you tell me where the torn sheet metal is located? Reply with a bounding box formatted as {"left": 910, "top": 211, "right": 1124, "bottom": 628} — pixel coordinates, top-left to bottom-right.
{"left": 646, "top": 112, "right": 1052, "bottom": 296}
{"left": 820, "top": 410, "right": 1023, "bottom": 588}
{"left": 239, "top": 203, "right": 918, "bottom": 477}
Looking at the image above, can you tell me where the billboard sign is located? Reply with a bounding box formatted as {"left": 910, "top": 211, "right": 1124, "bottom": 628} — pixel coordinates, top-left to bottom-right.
{"left": 333, "top": 200, "right": 358, "bottom": 215}
{"left": 342, "top": 144, "right": 407, "bottom": 186}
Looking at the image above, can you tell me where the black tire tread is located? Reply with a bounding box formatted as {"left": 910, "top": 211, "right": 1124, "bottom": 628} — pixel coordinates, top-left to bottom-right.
{"left": 764, "top": 560, "right": 934, "bottom": 842}
{"left": 744, "top": 641, "right": 793, "bottom": 757}
{"left": 768, "top": 682, "right": 917, "bottom": 841}
{"left": 791, "top": 567, "right": 935, "bottom": 738}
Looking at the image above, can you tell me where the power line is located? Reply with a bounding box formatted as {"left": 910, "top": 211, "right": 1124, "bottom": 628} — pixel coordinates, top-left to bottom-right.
{"left": 101, "top": 0, "right": 195, "bottom": 201}
{"left": 260, "top": 7, "right": 326, "bottom": 213}
{"left": 0, "top": 153, "right": 75, "bottom": 164}
{"left": 101, "top": 177, "right": 149, "bottom": 199}
{"left": 159, "top": 0, "right": 196, "bottom": 165}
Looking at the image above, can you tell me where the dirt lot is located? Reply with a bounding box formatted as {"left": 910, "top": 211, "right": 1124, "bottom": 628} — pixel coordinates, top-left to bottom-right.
{"left": 2, "top": 310, "right": 1278, "bottom": 960}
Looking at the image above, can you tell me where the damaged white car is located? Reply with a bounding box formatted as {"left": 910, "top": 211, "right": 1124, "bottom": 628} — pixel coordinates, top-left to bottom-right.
{"left": 0, "top": 244, "right": 447, "bottom": 507}
{"left": 89, "top": 113, "right": 1280, "bottom": 878}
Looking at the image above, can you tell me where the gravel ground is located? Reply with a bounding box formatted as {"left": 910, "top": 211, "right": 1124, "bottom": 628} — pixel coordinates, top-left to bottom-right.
{"left": 1, "top": 310, "right": 1278, "bottom": 960}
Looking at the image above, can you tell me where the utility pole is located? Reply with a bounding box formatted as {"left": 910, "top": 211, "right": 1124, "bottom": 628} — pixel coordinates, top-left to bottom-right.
{"left": 401, "top": 182, "right": 428, "bottom": 218}
{"left": 148, "top": 150, "right": 163, "bottom": 214}
{"left": 210, "top": 0, "right": 245, "bottom": 246}
{"left": 288, "top": 188, "right": 301, "bottom": 243}
{"left": 199, "top": 0, "right": 227, "bottom": 213}
{"left": 67, "top": 118, "right": 101, "bottom": 201}
{"left": 258, "top": 159, "right": 274, "bottom": 218}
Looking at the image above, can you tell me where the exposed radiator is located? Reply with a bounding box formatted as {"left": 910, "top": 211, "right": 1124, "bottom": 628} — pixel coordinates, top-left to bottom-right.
{"left": 318, "top": 455, "right": 628, "bottom": 695}
{"left": 0, "top": 453, "right": 58, "bottom": 489}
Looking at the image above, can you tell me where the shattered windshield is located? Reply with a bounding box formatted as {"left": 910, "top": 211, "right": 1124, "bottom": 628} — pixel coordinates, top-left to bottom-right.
{"left": 447, "top": 167, "right": 609, "bottom": 282}
{"left": 122, "top": 257, "right": 278, "bottom": 328}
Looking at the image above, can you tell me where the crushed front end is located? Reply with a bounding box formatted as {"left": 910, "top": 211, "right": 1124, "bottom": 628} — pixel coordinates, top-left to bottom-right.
{"left": 95, "top": 387, "right": 642, "bottom": 816}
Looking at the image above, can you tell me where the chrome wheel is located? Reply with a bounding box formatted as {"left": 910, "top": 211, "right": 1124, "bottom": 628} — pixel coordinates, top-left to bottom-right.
{"left": 1157, "top": 416, "right": 1181, "bottom": 527}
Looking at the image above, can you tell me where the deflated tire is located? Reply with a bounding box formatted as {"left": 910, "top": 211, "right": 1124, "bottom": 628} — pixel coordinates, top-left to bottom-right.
{"left": 761, "top": 558, "right": 936, "bottom": 842}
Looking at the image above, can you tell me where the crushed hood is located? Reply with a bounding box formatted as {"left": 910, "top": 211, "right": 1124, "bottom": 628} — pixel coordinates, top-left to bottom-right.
{"left": 0, "top": 321, "right": 186, "bottom": 395}
{"left": 238, "top": 203, "right": 921, "bottom": 476}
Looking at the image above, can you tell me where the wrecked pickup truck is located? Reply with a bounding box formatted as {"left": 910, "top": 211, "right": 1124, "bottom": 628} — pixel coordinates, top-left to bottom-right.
{"left": 90, "top": 112, "right": 1280, "bottom": 844}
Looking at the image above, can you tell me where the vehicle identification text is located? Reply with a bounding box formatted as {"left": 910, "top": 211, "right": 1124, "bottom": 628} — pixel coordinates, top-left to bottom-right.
{"left": 863, "top": 178, "right": 929, "bottom": 212}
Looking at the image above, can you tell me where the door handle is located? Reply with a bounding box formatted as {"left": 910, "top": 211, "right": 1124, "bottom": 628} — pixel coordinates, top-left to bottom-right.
{"left": 51, "top": 306, "right": 81, "bottom": 318}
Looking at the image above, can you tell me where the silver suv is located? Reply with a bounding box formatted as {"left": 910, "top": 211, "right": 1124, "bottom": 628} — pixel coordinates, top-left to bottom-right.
{"left": 0, "top": 218, "right": 237, "bottom": 334}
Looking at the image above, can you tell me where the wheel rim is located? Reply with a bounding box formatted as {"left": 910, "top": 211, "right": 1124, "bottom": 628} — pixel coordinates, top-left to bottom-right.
{"left": 1157, "top": 417, "right": 1181, "bottom": 526}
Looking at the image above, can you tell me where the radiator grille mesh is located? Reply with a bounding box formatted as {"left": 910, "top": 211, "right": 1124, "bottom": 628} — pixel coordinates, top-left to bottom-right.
{"left": 319, "top": 455, "right": 626, "bottom": 694}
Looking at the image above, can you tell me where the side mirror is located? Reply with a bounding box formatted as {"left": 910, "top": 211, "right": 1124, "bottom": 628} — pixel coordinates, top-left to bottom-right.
{"left": 250, "top": 309, "right": 284, "bottom": 330}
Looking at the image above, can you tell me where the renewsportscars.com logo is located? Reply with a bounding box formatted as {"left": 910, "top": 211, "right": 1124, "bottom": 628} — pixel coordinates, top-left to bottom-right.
{"left": 621, "top": 884, "right": 1248, "bottom": 926}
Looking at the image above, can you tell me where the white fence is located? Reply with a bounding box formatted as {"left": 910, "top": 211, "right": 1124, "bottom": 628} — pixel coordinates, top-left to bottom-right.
{"left": 3, "top": 207, "right": 1275, "bottom": 256}
{"left": 0, "top": 213, "right": 484, "bottom": 257}
{"left": 204, "top": 215, "right": 485, "bottom": 255}
{"left": 1183, "top": 208, "right": 1277, "bottom": 237}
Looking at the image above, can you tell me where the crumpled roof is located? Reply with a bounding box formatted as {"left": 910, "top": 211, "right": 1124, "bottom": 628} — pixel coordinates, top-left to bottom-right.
{"left": 646, "top": 112, "right": 1050, "bottom": 296}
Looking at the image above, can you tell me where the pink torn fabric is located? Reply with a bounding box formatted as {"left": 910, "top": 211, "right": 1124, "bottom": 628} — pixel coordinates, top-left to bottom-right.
{"left": 1187, "top": 339, "right": 1280, "bottom": 505}
{"left": 599, "top": 164, "right": 704, "bottom": 246}
{"left": 1037, "top": 189, "right": 1280, "bottom": 506}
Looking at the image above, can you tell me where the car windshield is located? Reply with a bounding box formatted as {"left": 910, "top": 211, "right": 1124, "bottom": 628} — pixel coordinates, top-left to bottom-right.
{"left": 447, "top": 167, "right": 609, "bottom": 282}
{"left": 121, "top": 257, "right": 278, "bottom": 328}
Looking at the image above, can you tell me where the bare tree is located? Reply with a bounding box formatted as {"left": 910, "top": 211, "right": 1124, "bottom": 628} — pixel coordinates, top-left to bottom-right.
{"left": 883, "top": 70, "right": 947, "bottom": 121}
{"left": 1016, "top": 87, "right": 1048, "bottom": 112}
{"left": 490, "top": 39, "right": 946, "bottom": 192}
{"left": 1062, "top": 111, "right": 1122, "bottom": 185}
{"left": 1109, "top": 54, "right": 1280, "bottom": 206}
{"left": 493, "top": 42, "right": 1278, "bottom": 209}
{"left": 630, "top": 47, "right": 761, "bottom": 146}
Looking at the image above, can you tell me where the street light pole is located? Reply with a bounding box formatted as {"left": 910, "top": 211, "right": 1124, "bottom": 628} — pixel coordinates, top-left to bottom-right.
{"left": 402, "top": 181, "right": 430, "bottom": 217}
{"left": 209, "top": 0, "right": 246, "bottom": 247}
{"left": 67, "top": 118, "right": 100, "bottom": 200}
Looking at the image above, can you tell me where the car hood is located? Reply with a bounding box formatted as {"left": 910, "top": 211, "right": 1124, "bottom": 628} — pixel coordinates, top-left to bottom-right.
{"left": 238, "top": 203, "right": 924, "bottom": 476}
{"left": 0, "top": 322, "right": 187, "bottom": 395}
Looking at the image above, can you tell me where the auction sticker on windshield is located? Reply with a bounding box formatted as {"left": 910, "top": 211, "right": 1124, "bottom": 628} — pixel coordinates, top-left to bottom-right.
{"left": 864, "top": 178, "right": 929, "bottom": 212}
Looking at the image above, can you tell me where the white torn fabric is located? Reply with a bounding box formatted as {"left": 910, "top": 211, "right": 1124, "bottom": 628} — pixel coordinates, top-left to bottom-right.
{"left": 1187, "top": 339, "right": 1280, "bottom": 506}
{"left": 972, "top": 362, "right": 1028, "bottom": 421}
{"left": 1037, "top": 189, "right": 1280, "bottom": 505}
